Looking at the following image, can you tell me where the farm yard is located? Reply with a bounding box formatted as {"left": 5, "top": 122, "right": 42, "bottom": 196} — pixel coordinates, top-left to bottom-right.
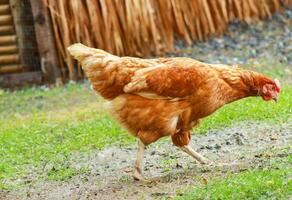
{"left": 1, "top": 8, "right": 292, "bottom": 199}
{"left": 0, "top": 0, "right": 292, "bottom": 200}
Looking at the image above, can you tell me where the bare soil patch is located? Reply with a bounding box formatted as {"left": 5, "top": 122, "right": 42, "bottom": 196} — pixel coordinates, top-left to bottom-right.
{"left": 3, "top": 121, "right": 291, "bottom": 200}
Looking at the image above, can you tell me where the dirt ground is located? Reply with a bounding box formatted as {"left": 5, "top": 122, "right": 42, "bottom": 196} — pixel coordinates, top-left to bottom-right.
{"left": 3, "top": 121, "right": 291, "bottom": 200}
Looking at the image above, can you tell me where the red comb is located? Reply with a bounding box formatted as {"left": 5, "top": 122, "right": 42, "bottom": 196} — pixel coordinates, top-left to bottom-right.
{"left": 274, "top": 79, "right": 281, "bottom": 93}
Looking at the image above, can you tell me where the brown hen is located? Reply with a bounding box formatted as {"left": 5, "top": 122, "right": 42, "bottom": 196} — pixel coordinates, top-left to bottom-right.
{"left": 68, "top": 43, "right": 280, "bottom": 180}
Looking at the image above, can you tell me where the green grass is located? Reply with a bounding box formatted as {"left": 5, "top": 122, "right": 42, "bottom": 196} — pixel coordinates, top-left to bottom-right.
{"left": 0, "top": 82, "right": 291, "bottom": 190}
{"left": 0, "top": 82, "right": 97, "bottom": 117}
{"left": 0, "top": 84, "right": 134, "bottom": 189}
{"left": 175, "top": 154, "right": 292, "bottom": 200}
{"left": 47, "top": 166, "right": 89, "bottom": 181}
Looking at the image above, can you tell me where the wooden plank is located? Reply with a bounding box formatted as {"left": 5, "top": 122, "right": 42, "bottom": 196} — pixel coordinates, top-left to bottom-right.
{"left": 0, "top": 25, "right": 14, "bottom": 33}
{"left": 30, "top": 0, "right": 61, "bottom": 83}
{"left": 0, "top": 15, "right": 12, "bottom": 25}
{"left": 0, "top": 0, "right": 9, "bottom": 5}
{"left": 0, "top": 4, "right": 10, "bottom": 15}
{"left": 0, "top": 64, "right": 22, "bottom": 74}
{"left": 0, "top": 45, "right": 17, "bottom": 53}
{"left": 0, "top": 35, "right": 16, "bottom": 44}
{"left": 0, "top": 54, "right": 19, "bottom": 64}
{"left": 0, "top": 71, "right": 43, "bottom": 87}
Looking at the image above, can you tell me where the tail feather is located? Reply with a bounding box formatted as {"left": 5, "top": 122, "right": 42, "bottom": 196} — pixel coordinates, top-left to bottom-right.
{"left": 67, "top": 43, "right": 110, "bottom": 60}
{"left": 67, "top": 43, "right": 123, "bottom": 99}
{"left": 67, "top": 43, "right": 118, "bottom": 70}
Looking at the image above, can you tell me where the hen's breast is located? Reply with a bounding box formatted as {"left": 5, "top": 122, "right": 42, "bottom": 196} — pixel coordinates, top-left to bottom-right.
{"left": 187, "top": 80, "right": 233, "bottom": 121}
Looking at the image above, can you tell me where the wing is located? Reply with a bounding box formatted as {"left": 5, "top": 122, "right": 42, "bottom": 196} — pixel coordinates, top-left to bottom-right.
{"left": 124, "top": 63, "right": 206, "bottom": 98}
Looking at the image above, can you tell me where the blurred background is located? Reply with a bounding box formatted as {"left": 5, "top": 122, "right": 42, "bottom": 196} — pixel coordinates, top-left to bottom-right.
{"left": 0, "top": 0, "right": 291, "bottom": 87}
{"left": 1, "top": 1, "right": 292, "bottom": 199}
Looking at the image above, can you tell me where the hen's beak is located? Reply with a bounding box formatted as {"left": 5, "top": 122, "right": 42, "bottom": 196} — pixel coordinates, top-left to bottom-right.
{"left": 272, "top": 94, "right": 278, "bottom": 102}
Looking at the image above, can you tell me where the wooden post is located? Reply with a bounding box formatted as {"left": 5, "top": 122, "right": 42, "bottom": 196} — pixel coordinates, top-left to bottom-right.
{"left": 0, "top": 71, "right": 43, "bottom": 87}
{"left": 29, "top": 0, "right": 61, "bottom": 84}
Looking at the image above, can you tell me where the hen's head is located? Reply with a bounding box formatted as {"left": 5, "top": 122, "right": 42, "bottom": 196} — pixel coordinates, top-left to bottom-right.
{"left": 258, "top": 78, "right": 281, "bottom": 102}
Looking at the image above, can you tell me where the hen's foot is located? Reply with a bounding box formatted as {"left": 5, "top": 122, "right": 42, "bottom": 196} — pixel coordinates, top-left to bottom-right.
{"left": 133, "top": 171, "right": 153, "bottom": 183}
{"left": 133, "top": 170, "right": 145, "bottom": 181}
{"left": 199, "top": 158, "right": 211, "bottom": 165}
{"left": 205, "top": 161, "right": 243, "bottom": 168}
{"left": 180, "top": 145, "right": 211, "bottom": 164}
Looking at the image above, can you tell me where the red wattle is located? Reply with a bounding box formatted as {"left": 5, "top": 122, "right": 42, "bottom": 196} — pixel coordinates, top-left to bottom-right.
{"left": 262, "top": 95, "right": 271, "bottom": 101}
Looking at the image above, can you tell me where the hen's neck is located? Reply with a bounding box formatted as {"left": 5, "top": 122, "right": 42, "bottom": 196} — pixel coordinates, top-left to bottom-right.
{"left": 217, "top": 67, "right": 262, "bottom": 103}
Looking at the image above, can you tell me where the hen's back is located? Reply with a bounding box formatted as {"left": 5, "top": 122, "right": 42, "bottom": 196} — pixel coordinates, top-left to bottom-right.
{"left": 68, "top": 44, "right": 210, "bottom": 100}
{"left": 68, "top": 44, "right": 156, "bottom": 99}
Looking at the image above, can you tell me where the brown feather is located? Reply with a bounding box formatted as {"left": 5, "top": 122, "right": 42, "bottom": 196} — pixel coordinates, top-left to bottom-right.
{"left": 68, "top": 44, "right": 277, "bottom": 146}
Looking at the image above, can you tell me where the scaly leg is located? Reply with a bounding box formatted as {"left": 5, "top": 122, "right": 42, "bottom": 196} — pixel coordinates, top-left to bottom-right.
{"left": 172, "top": 130, "right": 210, "bottom": 165}
{"left": 180, "top": 146, "right": 236, "bottom": 167}
{"left": 180, "top": 145, "right": 210, "bottom": 164}
{"left": 133, "top": 139, "right": 145, "bottom": 180}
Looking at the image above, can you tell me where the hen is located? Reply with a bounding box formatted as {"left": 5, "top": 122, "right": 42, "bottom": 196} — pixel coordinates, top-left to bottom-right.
{"left": 68, "top": 43, "right": 280, "bottom": 180}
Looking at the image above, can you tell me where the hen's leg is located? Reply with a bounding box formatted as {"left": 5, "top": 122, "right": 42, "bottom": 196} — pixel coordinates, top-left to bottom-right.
{"left": 133, "top": 139, "right": 145, "bottom": 180}
{"left": 172, "top": 130, "right": 210, "bottom": 164}
{"left": 180, "top": 145, "right": 210, "bottom": 164}
{"left": 133, "top": 131, "right": 163, "bottom": 180}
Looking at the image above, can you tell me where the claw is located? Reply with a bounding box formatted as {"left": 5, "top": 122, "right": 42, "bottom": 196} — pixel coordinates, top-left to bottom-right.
{"left": 133, "top": 170, "right": 145, "bottom": 181}
{"left": 205, "top": 161, "right": 242, "bottom": 168}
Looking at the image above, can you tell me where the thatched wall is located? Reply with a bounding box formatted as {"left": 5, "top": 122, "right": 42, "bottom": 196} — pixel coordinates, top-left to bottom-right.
{"left": 46, "top": 0, "right": 291, "bottom": 81}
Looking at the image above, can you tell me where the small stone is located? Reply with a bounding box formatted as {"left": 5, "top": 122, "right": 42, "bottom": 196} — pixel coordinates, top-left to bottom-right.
{"left": 176, "top": 163, "right": 183, "bottom": 168}
{"left": 234, "top": 133, "right": 244, "bottom": 145}
{"left": 254, "top": 153, "right": 262, "bottom": 158}
{"left": 270, "top": 135, "right": 278, "bottom": 141}
{"left": 201, "top": 176, "right": 208, "bottom": 185}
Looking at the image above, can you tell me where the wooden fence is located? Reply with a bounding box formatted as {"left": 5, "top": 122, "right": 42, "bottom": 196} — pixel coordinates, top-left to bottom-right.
{"left": 46, "top": 0, "right": 291, "bottom": 81}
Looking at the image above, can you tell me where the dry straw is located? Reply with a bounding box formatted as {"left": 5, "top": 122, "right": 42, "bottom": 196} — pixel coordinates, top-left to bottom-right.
{"left": 45, "top": 0, "right": 290, "bottom": 80}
